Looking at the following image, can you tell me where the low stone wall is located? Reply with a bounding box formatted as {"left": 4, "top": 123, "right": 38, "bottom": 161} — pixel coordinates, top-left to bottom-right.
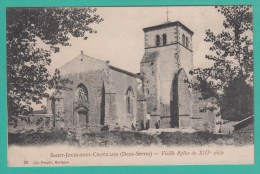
{"left": 9, "top": 114, "right": 52, "bottom": 133}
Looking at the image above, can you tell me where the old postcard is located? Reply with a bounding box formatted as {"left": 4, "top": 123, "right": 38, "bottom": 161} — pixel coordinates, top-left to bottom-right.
{"left": 7, "top": 6, "right": 254, "bottom": 166}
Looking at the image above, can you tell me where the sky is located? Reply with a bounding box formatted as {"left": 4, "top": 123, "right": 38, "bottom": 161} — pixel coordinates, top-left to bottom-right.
{"left": 34, "top": 6, "right": 227, "bottom": 110}
{"left": 48, "top": 6, "right": 226, "bottom": 74}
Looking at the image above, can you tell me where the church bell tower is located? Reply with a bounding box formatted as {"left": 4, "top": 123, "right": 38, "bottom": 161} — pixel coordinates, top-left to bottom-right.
{"left": 140, "top": 21, "right": 194, "bottom": 128}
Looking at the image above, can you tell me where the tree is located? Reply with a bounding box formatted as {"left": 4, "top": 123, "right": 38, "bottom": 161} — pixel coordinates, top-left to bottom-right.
{"left": 221, "top": 76, "right": 253, "bottom": 121}
{"left": 7, "top": 8, "right": 103, "bottom": 125}
{"left": 48, "top": 69, "right": 73, "bottom": 127}
{"left": 192, "top": 6, "right": 253, "bottom": 120}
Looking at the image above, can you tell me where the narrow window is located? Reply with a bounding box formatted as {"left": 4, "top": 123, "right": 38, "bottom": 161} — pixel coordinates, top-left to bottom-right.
{"left": 182, "top": 34, "right": 185, "bottom": 46}
{"left": 126, "top": 87, "right": 134, "bottom": 115}
{"left": 162, "top": 34, "right": 167, "bottom": 45}
{"left": 127, "top": 96, "right": 131, "bottom": 113}
{"left": 186, "top": 37, "right": 189, "bottom": 48}
{"left": 155, "top": 35, "right": 160, "bottom": 46}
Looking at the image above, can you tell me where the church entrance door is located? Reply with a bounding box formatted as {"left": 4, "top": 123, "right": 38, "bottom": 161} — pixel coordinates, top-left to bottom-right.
{"left": 78, "top": 110, "right": 88, "bottom": 125}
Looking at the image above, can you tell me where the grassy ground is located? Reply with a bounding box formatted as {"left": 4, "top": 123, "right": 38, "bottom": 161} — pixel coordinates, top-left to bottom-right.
{"left": 8, "top": 129, "right": 72, "bottom": 146}
{"left": 233, "top": 123, "right": 254, "bottom": 146}
{"left": 8, "top": 123, "right": 254, "bottom": 146}
{"left": 158, "top": 131, "right": 232, "bottom": 146}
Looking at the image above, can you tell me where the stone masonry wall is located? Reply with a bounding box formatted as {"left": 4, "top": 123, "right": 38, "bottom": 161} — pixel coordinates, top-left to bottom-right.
{"left": 104, "top": 93, "right": 118, "bottom": 126}
{"left": 61, "top": 70, "right": 107, "bottom": 127}
{"left": 160, "top": 117, "right": 171, "bottom": 128}
{"left": 136, "top": 99, "right": 147, "bottom": 129}
{"left": 144, "top": 26, "right": 177, "bottom": 48}
{"left": 109, "top": 68, "right": 138, "bottom": 128}
{"left": 170, "top": 69, "right": 191, "bottom": 128}
{"left": 157, "top": 45, "right": 179, "bottom": 117}
{"left": 140, "top": 59, "right": 158, "bottom": 116}
{"left": 60, "top": 54, "right": 107, "bottom": 76}
{"left": 177, "top": 69, "right": 191, "bottom": 117}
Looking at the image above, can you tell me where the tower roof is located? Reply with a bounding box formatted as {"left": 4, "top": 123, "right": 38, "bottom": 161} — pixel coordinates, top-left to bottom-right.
{"left": 143, "top": 21, "right": 194, "bottom": 35}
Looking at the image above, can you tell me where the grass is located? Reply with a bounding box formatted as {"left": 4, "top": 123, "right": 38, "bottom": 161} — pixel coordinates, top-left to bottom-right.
{"left": 233, "top": 123, "right": 254, "bottom": 146}
{"left": 8, "top": 129, "right": 76, "bottom": 146}
{"left": 8, "top": 124, "right": 254, "bottom": 147}
{"left": 158, "top": 131, "right": 232, "bottom": 146}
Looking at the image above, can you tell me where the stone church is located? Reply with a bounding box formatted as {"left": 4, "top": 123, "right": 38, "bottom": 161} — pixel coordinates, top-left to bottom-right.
{"left": 46, "top": 21, "right": 221, "bottom": 133}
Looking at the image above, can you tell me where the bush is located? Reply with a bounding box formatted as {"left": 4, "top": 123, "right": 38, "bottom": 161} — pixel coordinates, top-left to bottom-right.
{"left": 8, "top": 129, "right": 69, "bottom": 145}
{"left": 158, "top": 131, "right": 232, "bottom": 146}
{"left": 222, "top": 76, "right": 253, "bottom": 121}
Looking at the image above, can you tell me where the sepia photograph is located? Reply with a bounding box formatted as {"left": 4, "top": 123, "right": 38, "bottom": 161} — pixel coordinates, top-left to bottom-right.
{"left": 6, "top": 6, "right": 254, "bottom": 166}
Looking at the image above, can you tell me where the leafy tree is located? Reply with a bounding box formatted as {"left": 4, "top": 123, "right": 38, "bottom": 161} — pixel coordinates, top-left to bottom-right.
{"left": 221, "top": 76, "right": 253, "bottom": 121}
{"left": 7, "top": 8, "right": 103, "bottom": 125}
{"left": 191, "top": 6, "right": 253, "bottom": 120}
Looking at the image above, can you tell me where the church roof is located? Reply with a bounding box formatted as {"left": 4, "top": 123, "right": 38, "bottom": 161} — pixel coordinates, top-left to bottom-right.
{"left": 143, "top": 21, "right": 194, "bottom": 35}
{"left": 109, "top": 65, "right": 138, "bottom": 78}
{"left": 141, "top": 50, "right": 159, "bottom": 63}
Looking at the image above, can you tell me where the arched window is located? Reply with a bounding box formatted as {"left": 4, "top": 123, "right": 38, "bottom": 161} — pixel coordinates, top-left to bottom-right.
{"left": 155, "top": 35, "right": 160, "bottom": 46}
{"left": 186, "top": 37, "right": 189, "bottom": 48}
{"left": 76, "top": 84, "right": 88, "bottom": 101}
{"left": 182, "top": 34, "right": 185, "bottom": 46}
{"left": 127, "top": 96, "right": 131, "bottom": 113}
{"left": 162, "top": 34, "right": 167, "bottom": 45}
{"left": 126, "top": 87, "right": 134, "bottom": 115}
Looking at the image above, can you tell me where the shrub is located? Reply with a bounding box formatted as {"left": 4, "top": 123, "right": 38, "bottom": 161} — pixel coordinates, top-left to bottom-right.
{"left": 8, "top": 129, "right": 68, "bottom": 145}
{"left": 158, "top": 131, "right": 232, "bottom": 146}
